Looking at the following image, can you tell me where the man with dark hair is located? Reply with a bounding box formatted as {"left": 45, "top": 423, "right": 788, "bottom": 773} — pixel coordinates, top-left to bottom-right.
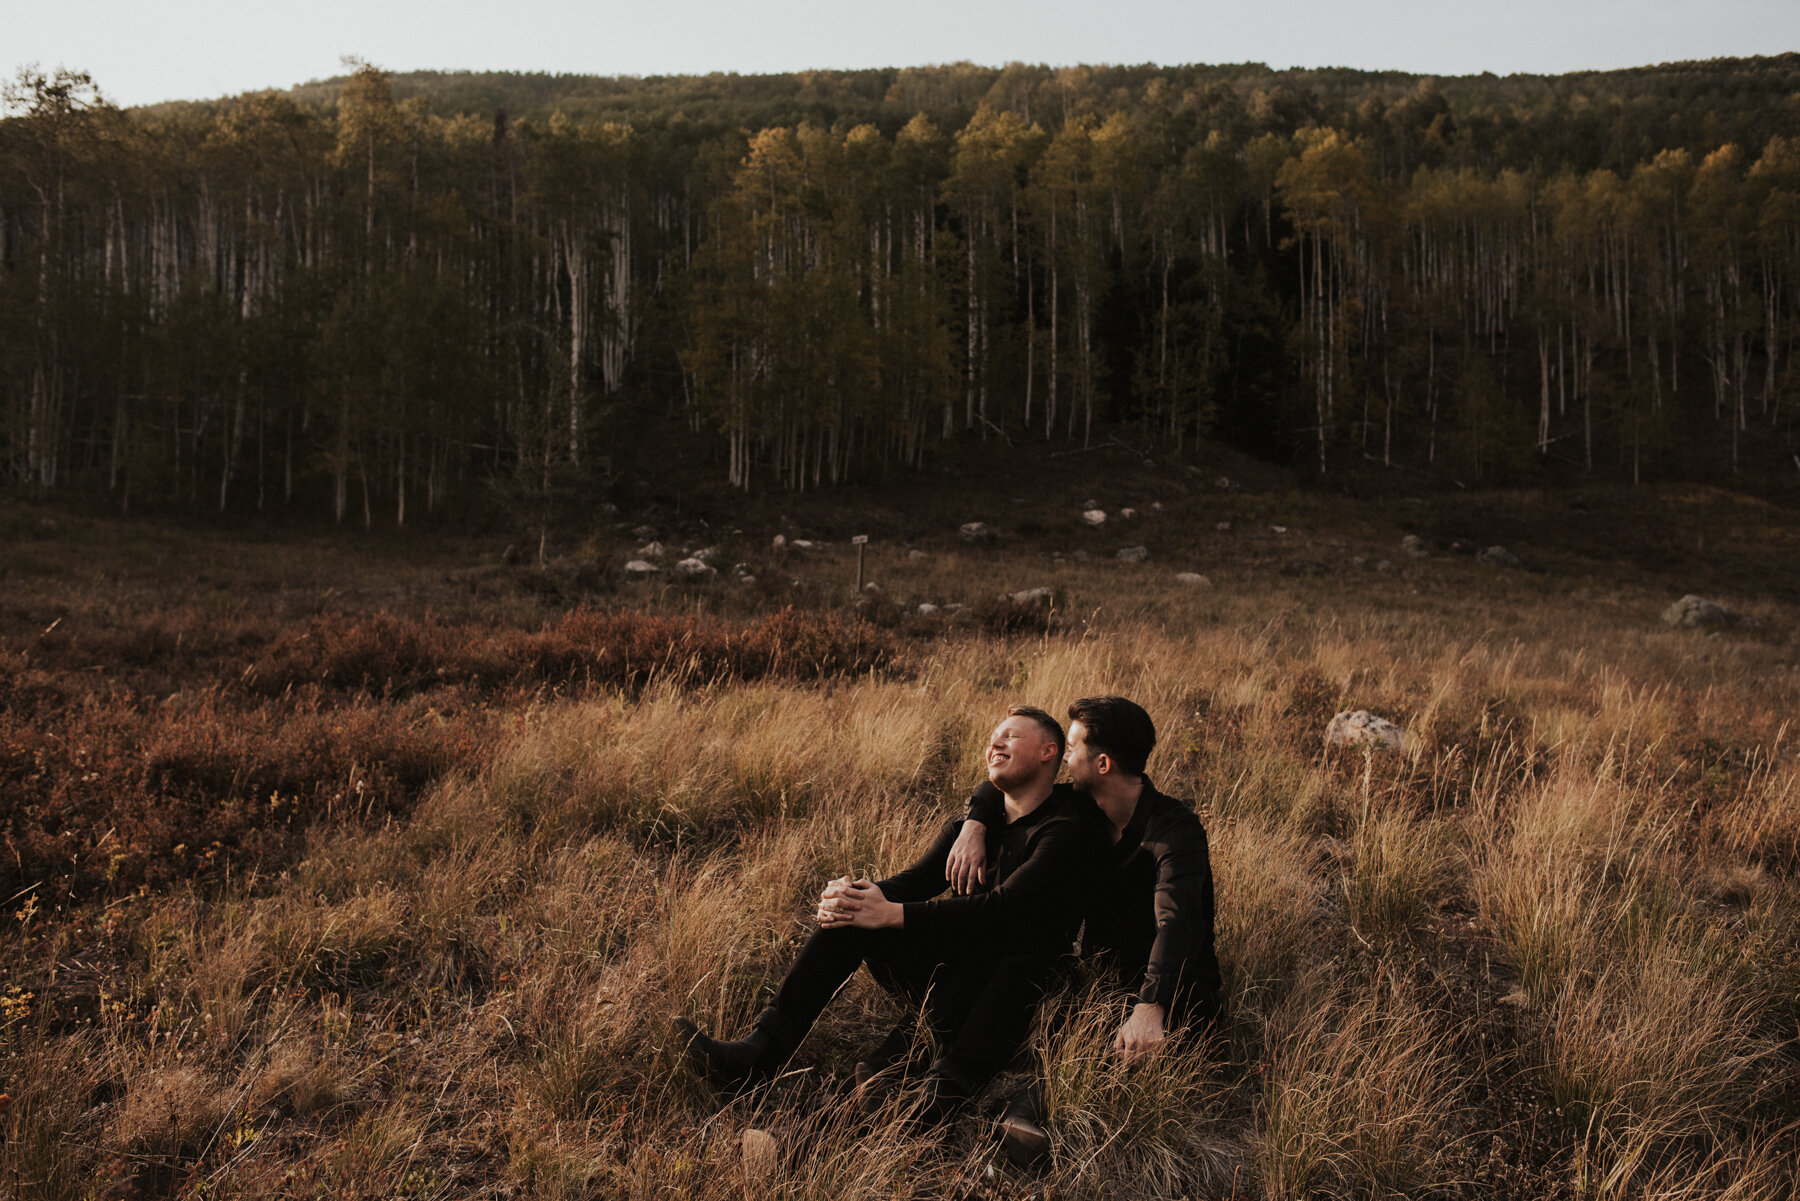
{"left": 949, "top": 694, "right": 1221, "bottom": 1163}
{"left": 674, "top": 705, "right": 1099, "bottom": 1122}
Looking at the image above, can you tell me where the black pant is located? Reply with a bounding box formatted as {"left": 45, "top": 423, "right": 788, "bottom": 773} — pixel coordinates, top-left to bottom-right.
{"left": 770, "top": 927, "right": 1061, "bottom": 1092}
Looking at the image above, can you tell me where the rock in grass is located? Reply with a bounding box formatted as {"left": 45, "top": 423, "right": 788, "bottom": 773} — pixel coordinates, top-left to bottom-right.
{"left": 623, "top": 560, "right": 661, "bottom": 578}
{"left": 1117, "top": 546, "right": 1149, "bottom": 563}
{"left": 1011, "top": 587, "right": 1053, "bottom": 606}
{"left": 742, "top": 1128, "right": 780, "bottom": 1180}
{"left": 1477, "top": 545, "right": 1523, "bottom": 568}
{"left": 1175, "top": 572, "right": 1212, "bottom": 588}
{"left": 1081, "top": 509, "right": 1107, "bottom": 526}
{"left": 1401, "top": 534, "right": 1429, "bottom": 559}
{"left": 959, "top": 522, "right": 996, "bottom": 544}
{"left": 673, "top": 557, "right": 717, "bottom": 580}
{"left": 917, "top": 603, "right": 940, "bottom": 617}
{"left": 1662, "top": 595, "right": 1740, "bottom": 629}
{"left": 1325, "top": 710, "right": 1409, "bottom": 751}
{"left": 637, "top": 541, "right": 665, "bottom": 559}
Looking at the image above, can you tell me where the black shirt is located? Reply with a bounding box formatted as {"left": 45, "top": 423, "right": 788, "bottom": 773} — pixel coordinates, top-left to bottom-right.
{"left": 968, "top": 777, "right": 1221, "bottom": 1017}
{"left": 877, "top": 789, "right": 1098, "bottom": 959}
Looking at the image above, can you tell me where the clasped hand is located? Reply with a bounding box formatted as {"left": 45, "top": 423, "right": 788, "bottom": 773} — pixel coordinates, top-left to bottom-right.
{"left": 815, "top": 876, "right": 902, "bottom": 929}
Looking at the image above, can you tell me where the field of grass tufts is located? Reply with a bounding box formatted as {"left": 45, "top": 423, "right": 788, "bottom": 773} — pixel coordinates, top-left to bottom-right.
{"left": 2, "top": 487, "right": 1798, "bottom": 1199}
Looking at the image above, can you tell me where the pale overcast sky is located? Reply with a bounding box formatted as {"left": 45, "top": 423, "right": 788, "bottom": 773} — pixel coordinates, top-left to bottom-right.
{"left": 10, "top": 0, "right": 1800, "bottom": 108}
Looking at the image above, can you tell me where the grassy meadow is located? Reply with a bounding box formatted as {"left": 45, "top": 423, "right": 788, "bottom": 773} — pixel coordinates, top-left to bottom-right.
{"left": 2, "top": 474, "right": 1799, "bottom": 1199}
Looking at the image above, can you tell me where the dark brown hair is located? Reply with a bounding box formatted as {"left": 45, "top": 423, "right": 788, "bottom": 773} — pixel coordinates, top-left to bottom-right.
{"left": 1067, "top": 695, "right": 1156, "bottom": 776}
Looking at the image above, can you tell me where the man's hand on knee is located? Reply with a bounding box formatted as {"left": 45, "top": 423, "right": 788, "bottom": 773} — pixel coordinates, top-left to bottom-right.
{"left": 816, "top": 878, "right": 903, "bottom": 929}
{"left": 1113, "top": 1002, "right": 1166, "bottom": 1062}
{"left": 946, "top": 820, "right": 989, "bottom": 894}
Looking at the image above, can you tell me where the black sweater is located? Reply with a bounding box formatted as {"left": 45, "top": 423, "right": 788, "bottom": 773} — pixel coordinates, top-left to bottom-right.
{"left": 876, "top": 789, "right": 1098, "bottom": 959}
{"left": 967, "top": 777, "right": 1221, "bottom": 1016}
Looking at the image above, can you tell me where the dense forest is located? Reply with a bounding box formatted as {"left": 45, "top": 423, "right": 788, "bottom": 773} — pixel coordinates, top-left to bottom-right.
{"left": 4, "top": 56, "right": 1799, "bottom": 520}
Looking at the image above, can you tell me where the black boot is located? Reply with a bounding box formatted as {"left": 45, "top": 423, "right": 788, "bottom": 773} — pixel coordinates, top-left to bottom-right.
{"left": 673, "top": 1007, "right": 800, "bottom": 1091}
{"left": 996, "top": 1080, "right": 1050, "bottom": 1167}
{"left": 854, "top": 1021, "right": 924, "bottom": 1088}
{"left": 899, "top": 1062, "right": 974, "bottom": 1129}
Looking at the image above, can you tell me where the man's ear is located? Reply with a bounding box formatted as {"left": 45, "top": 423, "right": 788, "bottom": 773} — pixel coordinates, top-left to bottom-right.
{"left": 1093, "top": 752, "right": 1113, "bottom": 776}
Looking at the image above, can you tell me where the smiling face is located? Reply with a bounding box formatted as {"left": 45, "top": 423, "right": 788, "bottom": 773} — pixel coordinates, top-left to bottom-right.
{"left": 986, "top": 714, "right": 1058, "bottom": 791}
{"left": 1063, "top": 719, "right": 1105, "bottom": 790}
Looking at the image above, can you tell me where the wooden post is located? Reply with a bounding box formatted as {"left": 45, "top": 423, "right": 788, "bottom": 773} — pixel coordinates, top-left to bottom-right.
{"left": 853, "top": 534, "right": 868, "bottom": 594}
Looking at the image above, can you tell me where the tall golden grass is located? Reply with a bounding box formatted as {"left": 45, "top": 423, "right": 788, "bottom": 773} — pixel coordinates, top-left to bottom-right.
{"left": 3, "top": 517, "right": 1798, "bottom": 1199}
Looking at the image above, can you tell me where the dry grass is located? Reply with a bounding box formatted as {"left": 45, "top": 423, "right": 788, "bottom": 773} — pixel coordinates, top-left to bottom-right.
{"left": 4, "top": 494, "right": 1799, "bottom": 1199}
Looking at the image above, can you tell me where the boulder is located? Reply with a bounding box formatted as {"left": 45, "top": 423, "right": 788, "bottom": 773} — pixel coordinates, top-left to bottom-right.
{"left": 1477, "top": 545, "right": 1522, "bottom": 568}
{"left": 1010, "top": 587, "right": 1054, "bottom": 606}
{"left": 1662, "top": 595, "right": 1741, "bottom": 629}
{"left": 637, "top": 541, "right": 665, "bottom": 559}
{"left": 959, "top": 522, "right": 996, "bottom": 545}
{"left": 1117, "top": 546, "right": 1149, "bottom": 563}
{"left": 1081, "top": 509, "right": 1107, "bottom": 526}
{"left": 1120, "top": 507, "right": 1137, "bottom": 519}
{"left": 917, "top": 603, "right": 940, "bottom": 618}
{"left": 1325, "top": 710, "right": 1409, "bottom": 752}
{"left": 623, "top": 560, "right": 661, "bottom": 579}
{"left": 1400, "top": 534, "right": 1429, "bottom": 559}
{"left": 1175, "top": 572, "right": 1212, "bottom": 588}
{"left": 692, "top": 546, "right": 724, "bottom": 565}
{"left": 673, "top": 557, "right": 717, "bottom": 580}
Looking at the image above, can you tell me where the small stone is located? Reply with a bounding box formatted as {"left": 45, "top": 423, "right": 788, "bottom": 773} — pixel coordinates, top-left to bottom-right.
{"left": 673, "top": 558, "right": 717, "bottom": 580}
{"left": 1010, "top": 587, "right": 1053, "bottom": 606}
{"left": 959, "top": 522, "right": 996, "bottom": 545}
{"left": 623, "top": 560, "right": 661, "bottom": 578}
{"left": 908, "top": 549, "right": 929, "bottom": 560}
{"left": 743, "top": 1128, "right": 780, "bottom": 1180}
{"left": 1120, "top": 507, "right": 1137, "bottom": 519}
{"left": 863, "top": 582, "right": 881, "bottom": 594}
{"left": 1083, "top": 498, "right": 1099, "bottom": 509}
{"left": 1477, "top": 545, "right": 1523, "bottom": 568}
{"left": 1400, "top": 534, "right": 1429, "bottom": 559}
{"left": 1375, "top": 559, "right": 1393, "bottom": 573}
{"left": 772, "top": 534, "right": 788, "bottom": 550}
{"left": 1662, "top": 595, "right": 1740, "bottom": 629}
{"left": 692, "top": 546, "right": 723, "bottom": 565}
{"left": 1215, "top": 521, "right": 1232, "bottom": 532}
{"left": 1081, "top": 509, "right": 1107, "bottom": 526}
{"left": 1117, "top": 546, "right": 1149, "bottom": 563}
{"left": 917, "top": 603, "right": 940, "bottom": 617}
{"left": 1151, "top": 501, "right": 1164, "bottom": 511}
{"left": 1325, "top": 710, "right": 1409, "bottom": 752}
{"left": 790, "top": 539, "right": 818, "bottom": 550}
{"left": 631, "top": 524, "right": 658, "bottom": 540}
{"left": 1214, "top": 476, "right": 1231, "bottom": 490}
{"left": 1175, "top": 572, "right": 1212, "bottom": 588}
{"left": 1271, "top": 525, "right": 1288, "bottom": 535}
{"left": 737, "top": 575, "right": 756, "bottom": 585}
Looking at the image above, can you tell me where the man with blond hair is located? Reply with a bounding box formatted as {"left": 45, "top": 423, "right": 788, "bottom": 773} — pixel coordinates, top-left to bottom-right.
{"left": 674, "top": 704, "right": 1100, "bottom": 1123}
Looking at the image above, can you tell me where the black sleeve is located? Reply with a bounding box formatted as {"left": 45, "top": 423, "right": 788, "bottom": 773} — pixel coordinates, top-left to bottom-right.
{"left": 901, "top": 814, "right": 1091, "bottom": 943}
{"left": 1139, "top": 809, "right": 1221, "bottom": 1012}
{"left": 874, "top": 819, "right": 959, "bottom": 903}
{"left": 964, "top": 779, "right": 1007, "bottom": 829}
